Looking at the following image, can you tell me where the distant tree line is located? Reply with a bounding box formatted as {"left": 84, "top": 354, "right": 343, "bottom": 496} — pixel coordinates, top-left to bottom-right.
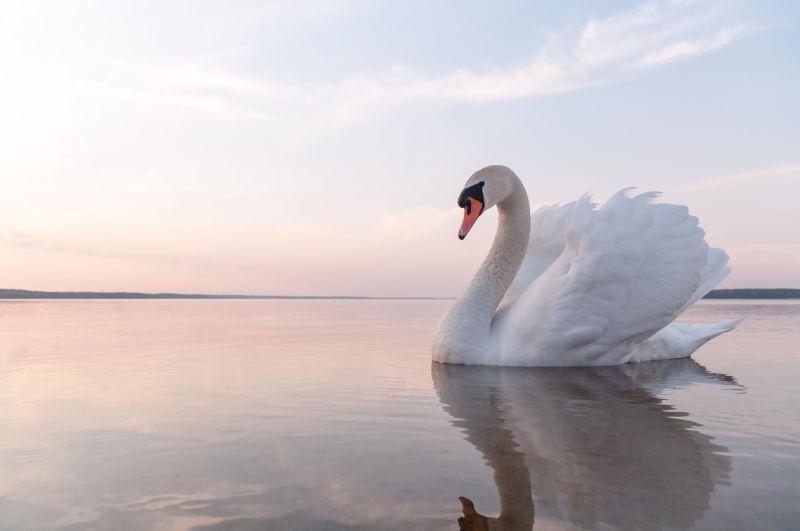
{"left": 704, "top": 288, "right": 800, "bottom": 299}
{"left": 1, "top": 288, "right": 798, "bottom": 300}
{"left": 0, "top": 289, "right": 215, "bottom": 299}
{"left": 0, "top": 289, "right": 437, "bottom": 300}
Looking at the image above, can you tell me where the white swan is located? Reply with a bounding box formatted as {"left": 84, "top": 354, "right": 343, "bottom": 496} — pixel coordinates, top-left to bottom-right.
{"left": 432, "top": 165, "right": 739, "bottom": 366}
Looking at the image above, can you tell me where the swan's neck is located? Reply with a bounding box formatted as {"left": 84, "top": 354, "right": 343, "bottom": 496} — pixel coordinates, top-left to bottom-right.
{"left": 436, "top": 179, "right": 530, "bottom": 361}
{"left": 467, "top": 186, "right": 531, "bottom": 322}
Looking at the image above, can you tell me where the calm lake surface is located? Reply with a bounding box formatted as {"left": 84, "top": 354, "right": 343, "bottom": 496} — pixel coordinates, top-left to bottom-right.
{"left": 0, "top": 300, "right": 798, "bottom": 530}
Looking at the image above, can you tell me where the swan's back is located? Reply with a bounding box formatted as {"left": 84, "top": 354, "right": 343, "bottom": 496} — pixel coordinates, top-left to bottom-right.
{"left": 491, "top": 189, "right": 732, "bottom": 366}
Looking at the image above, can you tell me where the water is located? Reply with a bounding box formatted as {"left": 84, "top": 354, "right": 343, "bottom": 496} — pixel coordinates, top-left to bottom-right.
{"left": 0, "top": 300, "right": 798, "bottom": 530}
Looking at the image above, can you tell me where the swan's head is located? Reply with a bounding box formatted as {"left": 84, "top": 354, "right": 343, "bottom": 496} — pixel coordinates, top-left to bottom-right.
{"left": 457, "top": 165, "right": 519, "bottom": 239}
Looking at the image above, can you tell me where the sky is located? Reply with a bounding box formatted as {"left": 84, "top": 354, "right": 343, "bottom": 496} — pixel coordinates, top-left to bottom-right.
{"left": 0, "top": 0, "right": 798, "bottom": 297}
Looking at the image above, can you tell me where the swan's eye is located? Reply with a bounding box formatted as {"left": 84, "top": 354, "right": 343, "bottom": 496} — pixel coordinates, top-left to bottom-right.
{"left": 465, "top": 199, "right": 472, "bottom": 215}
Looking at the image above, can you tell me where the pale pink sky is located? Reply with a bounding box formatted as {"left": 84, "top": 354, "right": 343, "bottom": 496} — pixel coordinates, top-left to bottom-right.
{"left": 1, "top": 1, "right": 798, "bottom": 296}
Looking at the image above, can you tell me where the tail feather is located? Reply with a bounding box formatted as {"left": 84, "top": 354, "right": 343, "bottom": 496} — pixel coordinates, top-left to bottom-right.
{"left": 629, "top": 319, "right": 741, "bottom": 363}
{"left": 684, "top": 319, "right": 742, "bottom": 349}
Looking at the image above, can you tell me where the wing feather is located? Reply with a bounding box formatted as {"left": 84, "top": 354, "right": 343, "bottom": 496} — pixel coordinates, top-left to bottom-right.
{"left": 499, "top": 195, "right": 596, "bottom": 310}
{"left": 492, "top": 189, "right": 729, "bottom": 366}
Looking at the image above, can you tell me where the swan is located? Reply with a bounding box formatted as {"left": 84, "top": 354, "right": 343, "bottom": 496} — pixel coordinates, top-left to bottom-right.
{"left": 432, "top": 165, "right": 739, "bottom": 366}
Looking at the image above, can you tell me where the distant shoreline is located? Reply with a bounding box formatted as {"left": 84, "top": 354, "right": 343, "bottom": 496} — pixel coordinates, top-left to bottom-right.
{"left": 0, "top": 289, "right": 445, "bottom": 300}
{"left": 1, "top": 288, "right": 799, "bottom": 300}
{"left": 702, "top": 288, "right": 800, "bottom": 299}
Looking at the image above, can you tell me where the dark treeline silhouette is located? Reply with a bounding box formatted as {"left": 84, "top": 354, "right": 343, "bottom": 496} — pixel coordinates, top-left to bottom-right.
{"left": 0, "top": 288, "right": 797, "bottom": 300}
{"left": 0, "top": 289, "right": 440, "bottom": 300}
{"left": 704, "top": 288, "right": 800, "bottom": 299}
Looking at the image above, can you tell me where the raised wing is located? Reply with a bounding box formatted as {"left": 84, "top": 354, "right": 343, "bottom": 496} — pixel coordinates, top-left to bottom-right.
{"left": 492, "top": 190, "right": 730, "bottom": 366}
{"left": 499, "top": 196, "right": 596, "bottom": 311}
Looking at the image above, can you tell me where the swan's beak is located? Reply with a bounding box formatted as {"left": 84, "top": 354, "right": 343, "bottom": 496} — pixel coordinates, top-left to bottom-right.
{"left": 458, "top": 198, "right": 483, "bottom": 240}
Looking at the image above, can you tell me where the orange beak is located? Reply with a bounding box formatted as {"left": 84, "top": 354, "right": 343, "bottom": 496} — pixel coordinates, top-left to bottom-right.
{"left": 458, "top": 198, "right": 483, "bottom": 240}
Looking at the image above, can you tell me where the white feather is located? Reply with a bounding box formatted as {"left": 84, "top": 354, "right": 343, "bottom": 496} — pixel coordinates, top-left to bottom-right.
{"left": 433, "top": 166, "right": 737, "bottom": 367}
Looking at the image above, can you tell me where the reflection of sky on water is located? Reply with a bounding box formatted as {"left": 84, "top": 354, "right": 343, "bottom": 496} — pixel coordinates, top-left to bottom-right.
{"left": 0, "top": 300, "right": 798, "bottom": 530}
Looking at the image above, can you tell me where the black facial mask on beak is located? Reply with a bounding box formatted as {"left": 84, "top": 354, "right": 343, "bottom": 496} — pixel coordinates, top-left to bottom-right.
{"left": 457, "top": 181, "right": 486, "bottom": 215}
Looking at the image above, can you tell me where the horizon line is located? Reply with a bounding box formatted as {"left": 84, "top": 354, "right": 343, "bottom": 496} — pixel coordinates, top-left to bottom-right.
{"left": 1, "top": 288, "right": 799, "bottom": 301}
{"left": 0, "top": 288, "right": 452, "bottom": 300}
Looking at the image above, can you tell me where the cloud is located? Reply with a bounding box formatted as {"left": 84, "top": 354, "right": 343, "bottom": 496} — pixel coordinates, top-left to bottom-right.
{"left": 677, "top": 164, "right": 800, "bottom": 192}
{"left": 639, "top": 24, "right": 752, "bottom": 65}
{"left": 0, "top": 227, "right": 40, "bottom": 250}
{"left": 88, "top": 0, "right": 755, "bottom": 124}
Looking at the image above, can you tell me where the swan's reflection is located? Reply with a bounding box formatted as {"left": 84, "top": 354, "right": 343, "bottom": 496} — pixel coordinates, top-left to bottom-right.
{"left": 433, "top": 359, "right": 737, "bottom": 530}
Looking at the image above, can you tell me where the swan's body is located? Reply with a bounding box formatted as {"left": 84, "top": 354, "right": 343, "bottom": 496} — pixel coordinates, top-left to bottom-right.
{"left": 433, "top": 165, "right": 738, "bottom": 367}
